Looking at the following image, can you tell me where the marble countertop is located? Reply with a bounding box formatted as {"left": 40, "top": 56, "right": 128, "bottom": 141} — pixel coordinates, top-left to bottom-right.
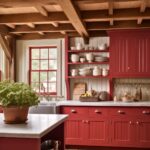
{"left": 0, "top": 114, "right": 68, "bottom": 138}
{"left": 40, "top": 100, "right": 150, "bottom": 107}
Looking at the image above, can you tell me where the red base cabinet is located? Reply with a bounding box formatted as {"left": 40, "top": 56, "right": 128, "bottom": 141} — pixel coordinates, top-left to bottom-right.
{"left": 61, "top": 106, "right": 150, "bottom": 149}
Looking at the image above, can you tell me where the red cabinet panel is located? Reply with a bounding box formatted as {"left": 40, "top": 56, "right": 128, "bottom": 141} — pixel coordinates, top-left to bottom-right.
{"left": 109, "top": 29, "right": 150, "bottom": 77}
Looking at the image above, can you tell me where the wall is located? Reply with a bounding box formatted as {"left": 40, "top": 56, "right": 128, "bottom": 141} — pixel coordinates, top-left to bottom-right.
{"left": 16, "top": 39, "right": 66, "bottom": 99}
{"left": 0, "top": 46, "right": 6, "bottom": 80}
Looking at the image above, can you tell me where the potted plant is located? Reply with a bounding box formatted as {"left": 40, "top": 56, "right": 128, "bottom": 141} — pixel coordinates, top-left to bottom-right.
{"left": 0, "top": 80, "right": 39, "bottom": 124}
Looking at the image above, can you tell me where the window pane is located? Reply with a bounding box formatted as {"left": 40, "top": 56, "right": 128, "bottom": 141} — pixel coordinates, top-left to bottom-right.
{"left": 32, "top": 49, "right": 39, "bottom": 59}
{"left": 48, "top": 71, "right": 56, "bottom": 81}
{"left": 41, "top": 48, "right": 48, "bottom": 59}
{"left": 31, "top": 83, "right": 40, "bottom": 93}
{"left": 49, "top": 48, "right": 57, "bottom": 59}
{"left": 48, "top": 83, "right": 56, "bottom": 93}
{"left": 49, "top": 60, "right": 57, "bottom": 69}
{"left": 41, "top": 60, "right": 48, "bottom": 70}
{"left": 40, "top": 72, "right": 47, "bottom": 82}
{"left": 32, "top": 60, "right": 39, "bottom": 70}
{"left": 31, "top": 72, "right": 39, "bottom": 82}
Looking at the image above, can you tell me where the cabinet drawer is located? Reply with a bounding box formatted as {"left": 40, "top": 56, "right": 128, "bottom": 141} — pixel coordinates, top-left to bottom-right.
{"left": 62, "top": 107, "right": 88, "bottom": 116}
{"left": 89, "top": 107, "right": 108, "bottom": 117}
{"left": 108, "top": 107, "right": 150, "bottom": 116}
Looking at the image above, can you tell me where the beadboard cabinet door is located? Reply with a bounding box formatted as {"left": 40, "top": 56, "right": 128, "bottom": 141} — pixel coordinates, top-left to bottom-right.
{"left": 109, "top": 29, "right": 150, "bottom": 77}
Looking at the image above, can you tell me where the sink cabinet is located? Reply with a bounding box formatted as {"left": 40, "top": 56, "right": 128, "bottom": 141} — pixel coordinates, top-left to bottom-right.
{"left": 61, "top": 106, "right": 150, "bottom": 149}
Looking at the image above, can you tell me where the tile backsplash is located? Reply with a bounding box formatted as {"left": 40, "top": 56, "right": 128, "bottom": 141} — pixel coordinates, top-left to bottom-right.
{"left": 114, "top": 78, "right": 150, "bottom": 101}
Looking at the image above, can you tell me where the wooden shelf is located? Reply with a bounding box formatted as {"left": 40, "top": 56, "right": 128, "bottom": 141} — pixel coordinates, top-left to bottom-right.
{"left": 68, "top": 61, "right": 109, "bottom": 65}
{"left": 68, "top": 75, "right": 109, "bottom": 79}
{"left": 68, "top": 49, "right": 109, "bottom": 53}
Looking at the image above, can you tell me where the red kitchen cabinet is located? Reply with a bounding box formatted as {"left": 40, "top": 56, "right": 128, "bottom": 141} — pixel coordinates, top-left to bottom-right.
{"left": 109, "top": 29, "right": 150, "bottom": 77}
{"left": 61, "top": 106, "right": 109, "bottom": 146}
{"left": 61, "top": 106, "right": 150, "bottom": 149}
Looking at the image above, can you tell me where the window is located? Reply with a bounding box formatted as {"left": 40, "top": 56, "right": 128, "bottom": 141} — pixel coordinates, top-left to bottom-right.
{"left": 29, "top": 46, "right": 57, "bottom": 95}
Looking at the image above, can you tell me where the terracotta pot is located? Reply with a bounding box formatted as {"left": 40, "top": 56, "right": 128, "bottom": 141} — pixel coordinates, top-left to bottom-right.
{"left": 2, "top": 106, "right": 29, "bottom": 124}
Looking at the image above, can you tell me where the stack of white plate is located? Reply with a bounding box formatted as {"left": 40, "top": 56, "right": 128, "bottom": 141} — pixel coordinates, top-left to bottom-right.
{"left": 94, "top": 56, "right": 108, "bottom": 62}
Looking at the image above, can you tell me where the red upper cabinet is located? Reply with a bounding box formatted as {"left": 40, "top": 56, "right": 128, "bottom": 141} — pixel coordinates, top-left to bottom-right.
{"left": 109, "top": 29, "right": 150, "bottom": 77}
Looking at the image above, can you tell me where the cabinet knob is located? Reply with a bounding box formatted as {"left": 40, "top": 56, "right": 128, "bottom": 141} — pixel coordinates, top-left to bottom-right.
{"left": 128, "top": 67, "right": 130, "bottom": 70}
{"left": 136, "top": 121, "right": 140, "bottom": 125}
{"left": 117, "top": 110, "right": 125, "bottom": 114}
{"left": 129, "top": 121, "right": 132, "bottom": 125}
{"left": 142, "top": 110, "right": 150, "bottom": 115}
{"left": 95, "top": 110, "right": 101, "bottom": 113}
{"left": 71, "top": 109, "right": 76, "bottom": 113}
{"left": 85, "top": 120, "right": 89, "bottom": 123}
{"left": 82, "top": 120, "right": 85, "bottom": 123}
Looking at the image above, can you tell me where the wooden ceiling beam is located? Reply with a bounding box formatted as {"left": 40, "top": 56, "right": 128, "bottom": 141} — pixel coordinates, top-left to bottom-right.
{"left": 0, "top": 34, "right": 11, "bottom": 61}
{"left": 6, "top": 24, "right": 15, "bottom": 29}
{"left": 0, "top": 0, "right": 57, "bottom": 7}
{"left": 140, "top": 0, "right": 147, "bottom": 13}
{"left": 82, "top": 8, "right": 150, "bottom": 22}
{"left": 35, "top": 5, "right": 48, "bottom": 16}
{"left": 0, "top": 9, "right": 149, "bottom": 25}
{"left": 0, "top": 13, "right": 69, "bottom": 24}
{"left": 51, "top": 22, "right": 59, "bottom": 27}
{"left": 60, "top": 31, "right": 66, "bottom": 35}
{"left": 0, "top": 25, "right": 9, "bottom": 35}
{"left": 38, "top": 32, "right": 45, "bottom": 35}
{"left": 108, "top": 0, "right": 114, "bottom": 15}
{"left": 58, "top": 0, "right": 89, "bottom": 37}
{"left": 86, "top": 20, "right": 150, "bottom": 30}
{"left": 27, "top": 23, "right": 35, "bottom": 28}
{"left": 10, "top": 24, "right": 75, "bottom": 33}
{"left": 76, "top": 0, "right": 141, "bottom": 3}
{"left": 17, "top": 32, "right": 79, "bottom": 40}
{"left": 137, "top": 18, "right": 143, "bottom": 24}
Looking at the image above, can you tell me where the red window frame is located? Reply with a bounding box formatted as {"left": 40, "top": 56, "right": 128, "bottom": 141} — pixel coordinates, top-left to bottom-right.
{"left": 29, "top": 46, "right": 57, "bottom": 95}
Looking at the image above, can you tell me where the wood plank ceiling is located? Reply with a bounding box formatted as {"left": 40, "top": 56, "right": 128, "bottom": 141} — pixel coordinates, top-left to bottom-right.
{"left": 0, "top": 0, "right": 149, "bottom": 40}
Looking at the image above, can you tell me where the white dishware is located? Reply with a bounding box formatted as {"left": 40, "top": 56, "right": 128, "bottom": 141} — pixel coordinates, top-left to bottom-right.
{"left": 76, "top": 43, "right": 83, "bottom": 50}
{"left": 71, "top": 54, "right": 79, "bottom": 63}
{"left": 102, "top": 68, "right": 109, "bottom": 76}
{"left": 71, "top": 69, "right": 78, "bottom": 76}
{"left": 70, "top": 46, "right": 76, "bottom": 50}
{"left": 98, "top": 43, "right": 107, "bottom": 50}
{"left": 86, "top": 53, "right": 94, "bottom": 62}
{"left": 80, "top": 57, "right": 86, "bottom": 63}
{"left": 93, "top": 66, "right": 101, "bottom": 76}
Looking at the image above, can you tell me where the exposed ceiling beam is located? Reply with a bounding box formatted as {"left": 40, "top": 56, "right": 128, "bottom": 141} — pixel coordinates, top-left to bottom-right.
{"left": 108, "top": 0, "right": 113, "bottom": 15}
{"left": 0, "top": 0, "right": 57, "bottom": 7}
{"left": 60, "top": 31, "right": 66, "bottom": 35}
{"left": 0, "top": 25, "right": 9, "bottom": 35}
{"left": 17, "top": 32, "right": 79, "bottom": 40}
{"left": 140, "top": 0, "right": 147, "bottom": 13}
{"left": 0, "top": 13, "right": 69, "bottom": 24}
{"left": 27, "top": 23, "right": 35, "bottom": 28}
{"left": 0, "top": 34, "right": 11, "bottom": 61}
{"left": 51, "top": 22, "right": 59, "bottom": 27}
{"left": 86, "top": 20, "right": 150, "bottom": 30}
{"left": 38, "top": 32, "right": 45, "bottom": 35}
{"left": 58, "top": 0, "right": 89, "bottom": 37}
{"left": 6, "top": 24, "right": 15, "bottom": 29}
{"left": 35, "top": 5, "right": 48, "bottom": 16}
{"left": 137, "top": 18, "right": 143, "bottom": 24}
{"left": 0, "top": 9, "right": 149, "bottom": 24}
{"left": 10, "top": 24, "right": 75, "bottom": 33}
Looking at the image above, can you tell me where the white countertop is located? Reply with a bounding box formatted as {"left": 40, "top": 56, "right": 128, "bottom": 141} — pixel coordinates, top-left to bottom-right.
{"left": 0, "top": 114, "right": 68, "bottom": 138}
{"left": 40, "top": 100, "right": 150, "bottom": 107}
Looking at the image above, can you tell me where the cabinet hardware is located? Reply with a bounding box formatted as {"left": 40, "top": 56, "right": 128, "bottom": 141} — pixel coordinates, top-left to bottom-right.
{"left": 82, "top": 120, "right": 85, "bottom": 123}
{"left": 129, "top": 121, "right": 132, "bottom": 125}
{"left": 117, "top": 110, "right": 125, "bottom": 114}
{"left": 85, "top": 120, "right": 89, "bottom": 123}
{"left": 136, "top": 121, "right": 140, "bottom": 125}
{"left": 142, "top": 110, "right": 150, "bottom": 115}
{"left": 95, "top": 110, "right": 101, "bottom": 113}
{"left": 71, "top": 109, "right": 76, "bottom": 113}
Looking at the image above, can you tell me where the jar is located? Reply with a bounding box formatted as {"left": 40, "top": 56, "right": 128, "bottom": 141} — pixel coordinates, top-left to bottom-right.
{"left": 71, "top": 69, "right": 78, "bottom": 76}
{"left": 76, "top": 43, "right": 83, "bottom": 50}
{"left": 71, "top": 54, "right": 79, "bottom": 63}
{"left": 80, "top": 57, "right": 86, "bottom": 63}
{"left": 93, "top": 66, "right": 101, "bottom": 76}
{"left": 86, "top": 53, "right": 94, "bottom": 62}
{"left": 102, "top": 68, "right": 109, "bottom": 76}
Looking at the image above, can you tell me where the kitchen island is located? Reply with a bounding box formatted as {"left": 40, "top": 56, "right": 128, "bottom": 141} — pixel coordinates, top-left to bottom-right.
{"left": 0, "top": 114, "right": 68, "bottom": 150}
